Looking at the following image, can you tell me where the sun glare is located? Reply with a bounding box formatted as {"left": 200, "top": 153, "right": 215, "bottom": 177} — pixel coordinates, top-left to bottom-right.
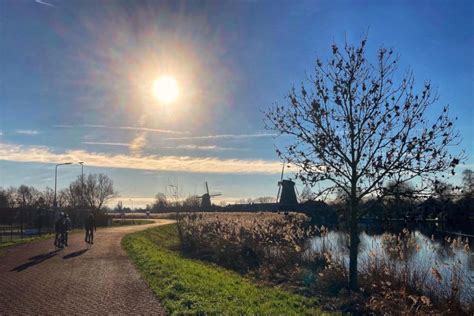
{"left": 152, "top": 76, "right": 179, "bottom": 104}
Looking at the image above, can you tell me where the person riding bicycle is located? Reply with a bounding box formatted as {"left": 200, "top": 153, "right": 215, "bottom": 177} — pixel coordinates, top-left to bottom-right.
{"left": 63, "top": 213, "right": 72, "bottom": 247}
{"left": 54, "top": 212, "right": 65, "bottom": 248}
{"left": 84, "top": 212, "right": 96, "bottom": 244}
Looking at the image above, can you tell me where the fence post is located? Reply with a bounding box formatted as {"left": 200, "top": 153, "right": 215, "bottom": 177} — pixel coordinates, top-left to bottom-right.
{"left": 10, "top": 222, "right": 13, "bottom": 242}
{"left": 38, "top": 209, "right": 42, "bottom": 237}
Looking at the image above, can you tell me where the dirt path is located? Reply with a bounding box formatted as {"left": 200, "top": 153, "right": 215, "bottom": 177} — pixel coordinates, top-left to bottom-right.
{"left": 0, "top": 219, "right": 174, "bottom": 315}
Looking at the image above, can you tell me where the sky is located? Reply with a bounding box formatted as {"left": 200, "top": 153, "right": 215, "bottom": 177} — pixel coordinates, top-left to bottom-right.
{"left": 1, "top": 0, "right": 473, "bottom": 208}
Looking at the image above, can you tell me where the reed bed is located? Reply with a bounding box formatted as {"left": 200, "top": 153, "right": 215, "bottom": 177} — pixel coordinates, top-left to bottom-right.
{"left": 176, "top": 212, "right": 473, "bottom": 314}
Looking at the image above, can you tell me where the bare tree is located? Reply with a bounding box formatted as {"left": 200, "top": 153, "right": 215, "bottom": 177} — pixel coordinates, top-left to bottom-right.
{"left": 67, "top": 173, "right": 118, "bottom": 209}
{"left": 299, "top": 186, "right": 313, "bottom": 203}
{"left": 183, "top": 195, "right": 201, "bottom": 210}
{"left": 253, "top": 196, "right": 277, "bottom": 204}
{"left": 65, "top": 181, "right": 83, "bottom": 208}
{"left": 0, "top": 188, "right": 8, "bottom": 208}
{"left": 152, "top": 192, "right": 168, "bottom": 212}
{"left": 6, "top": 187, "right": 17, "bottom": 208}
{"left": 16, "top": 185, "right": 40, "bottom": 208}
{"left": 41, "top": 187, "right": 55, "bottom": 208}
{"left": 265, "top": 38, "right": 463, "bottom": 291}
{"left": 57, "top": 189, "right": 70, "bottom": 208}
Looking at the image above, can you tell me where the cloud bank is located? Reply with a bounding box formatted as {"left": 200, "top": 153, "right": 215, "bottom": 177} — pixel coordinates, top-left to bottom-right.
{"left": 0, "top": 143, "right": 283, "bottom": 174}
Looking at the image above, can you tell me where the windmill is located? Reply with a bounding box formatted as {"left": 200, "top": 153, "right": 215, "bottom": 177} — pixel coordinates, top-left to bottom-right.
{"left": 276, "top": 161, "right": 298, "bottom": 210}
{"left": 197, "top": 182, "right": 222, "bottom": 210}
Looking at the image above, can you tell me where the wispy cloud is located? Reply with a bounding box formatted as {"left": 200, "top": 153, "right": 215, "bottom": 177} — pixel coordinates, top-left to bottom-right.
{"left": 54, "top": 124, "right": 187, "bottom": 135}
{"left": 15, "top": 130, "right": 39, "bottom": 135}
{"left": 53, "top": 125, "right": 73, "bottom": 128}
{"left": 165, "top": 133, "right": 277, "bottom": 140}
{"left": 82, "top": 142, "right": 130, "bottom": 147}
{"left": 0, "top": 143, "right": 283, "bottom": 174}
{"left": 129, "top": 132, "right": 147, "bottom": 156}
{"left": 117, "top": 126, "right": 187, "bottom": 135}
{"left": 35, "top": 0, "right": 55, "bottom": 7}
{"left": 82, "top": 142, "right": 244, "bottom": 151}
{"left": 172, "top": 145, "right": 244, "bottom": 151}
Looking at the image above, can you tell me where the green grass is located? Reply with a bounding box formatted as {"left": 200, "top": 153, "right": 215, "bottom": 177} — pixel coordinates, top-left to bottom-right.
{"left": 111, "top": 219, "right": 155, "bottom": 226}
{"left": 0, "top": 229, "right": 82, "bottom": 253}
{"left": 122, "top": 224, "right": 329, "bottom": 315}
{"left": 0, "top": 233, "right": 55, "bottom": 253}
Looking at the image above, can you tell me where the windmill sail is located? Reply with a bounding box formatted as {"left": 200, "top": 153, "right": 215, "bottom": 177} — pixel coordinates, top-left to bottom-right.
{"left": 276, "top": 160, "right": 285, "bottom": 201}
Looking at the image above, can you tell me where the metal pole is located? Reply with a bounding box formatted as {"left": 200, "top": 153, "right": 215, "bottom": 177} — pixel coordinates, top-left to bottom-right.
{"left": 78, "top": 162, "right": 85, "bottom": 208}
{"left": 82, "top": 163, "right": 84, "bottom": 209}
{"left": 54, "top": 162, "right": 73, "bottom": 210}
{"left": 54, "top": 164, "right": 58, "bottom": 209}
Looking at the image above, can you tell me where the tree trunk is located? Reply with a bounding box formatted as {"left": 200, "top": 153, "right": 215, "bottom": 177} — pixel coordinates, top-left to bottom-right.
{"left": 349, "top": 196, "right": 360, "bottom": 291}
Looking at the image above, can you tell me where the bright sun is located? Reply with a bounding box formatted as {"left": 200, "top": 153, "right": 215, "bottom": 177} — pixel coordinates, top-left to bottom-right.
{"left": 152, "top": 76, "right": 179, "bottom": 103}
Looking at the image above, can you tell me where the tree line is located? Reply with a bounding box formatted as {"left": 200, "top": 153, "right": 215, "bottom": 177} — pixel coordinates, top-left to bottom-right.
{"left": 0, "top": 173, "right": 118, "bottom": 210}
{"left": 333, "top": 169, "right": 474, "bottom": 223}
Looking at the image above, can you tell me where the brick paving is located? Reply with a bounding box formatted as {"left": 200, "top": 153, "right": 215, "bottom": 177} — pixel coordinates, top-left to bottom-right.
{"left": 0, "top": 219, "right": 174, "bottom": 315}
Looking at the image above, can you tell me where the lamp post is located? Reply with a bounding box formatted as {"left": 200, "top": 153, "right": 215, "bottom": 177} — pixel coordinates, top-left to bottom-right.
{"left": 54, "top": 162, "right": 73, "bottom": 209}
{"left": 78, "top": 162, "right": 85, "bottom": 179}
{"left": 78, "top": 162, "right": 85, "bottom": 208}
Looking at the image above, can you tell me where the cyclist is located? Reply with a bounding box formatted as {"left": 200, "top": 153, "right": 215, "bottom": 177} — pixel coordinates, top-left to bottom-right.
{"left": 54, "top": 212, "right": 64, "bottom": 248}
{"left": 84, "top": 212, "right": 96, "bottom": 244}
{"left": 63, "top": 213, "right": 72, "bottom": 247}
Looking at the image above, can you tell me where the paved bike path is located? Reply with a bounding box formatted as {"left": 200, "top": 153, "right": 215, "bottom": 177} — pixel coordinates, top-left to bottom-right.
{"left": 0, "top": 219, "right": 174, "bottom": 315}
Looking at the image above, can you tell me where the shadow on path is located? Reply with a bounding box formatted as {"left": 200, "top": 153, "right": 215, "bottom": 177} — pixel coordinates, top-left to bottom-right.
{"left": 63, "top": 249, "right": 88, "bottom": 259}
{"left": 11, "top": 251, "right": 58, "bottom": 272}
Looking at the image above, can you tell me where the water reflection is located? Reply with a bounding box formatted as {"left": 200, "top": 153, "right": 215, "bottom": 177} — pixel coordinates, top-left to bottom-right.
{"left": 308, "top": 228, "right": 474, "bottom": 304}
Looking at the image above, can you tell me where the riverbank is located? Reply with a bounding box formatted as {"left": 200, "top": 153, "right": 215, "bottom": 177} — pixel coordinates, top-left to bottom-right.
{"left": 122, "top": 223, "right": 327, "bottom": 315}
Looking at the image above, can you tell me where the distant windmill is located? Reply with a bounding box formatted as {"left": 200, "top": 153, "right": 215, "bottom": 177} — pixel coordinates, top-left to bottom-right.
{"left": 276, "top": 161, "right": 298, "bottom": 210}
{"left": 197, "top": 182, "right": 222, "bottom": 210}
{"left": 276, "top": 161, "right": 286, "bottom": 201}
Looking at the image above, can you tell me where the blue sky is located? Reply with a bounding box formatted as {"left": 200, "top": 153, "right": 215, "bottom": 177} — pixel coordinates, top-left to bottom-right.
{"left": 1, "top": 0, "right": 473, "bottom": 207}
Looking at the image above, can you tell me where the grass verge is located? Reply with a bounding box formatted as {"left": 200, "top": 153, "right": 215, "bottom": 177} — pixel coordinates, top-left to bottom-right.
{"left": 0, "top": 233, "right": 55, "bottom": 254}
{"left": 122, "top": 223, "right": 328, "bottom": 315}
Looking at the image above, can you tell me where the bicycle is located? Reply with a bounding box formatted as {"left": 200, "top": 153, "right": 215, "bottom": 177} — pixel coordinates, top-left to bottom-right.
{"left": 54, "top": 231, "right": 67, "bottom": 251}
{"left": 85, "top": 228, "right": 94, "bottom": 249}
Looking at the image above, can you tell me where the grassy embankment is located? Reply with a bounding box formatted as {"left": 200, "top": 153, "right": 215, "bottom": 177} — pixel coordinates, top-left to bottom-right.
{"left": 122, "top": 223, "right": 328, "bottom": 315}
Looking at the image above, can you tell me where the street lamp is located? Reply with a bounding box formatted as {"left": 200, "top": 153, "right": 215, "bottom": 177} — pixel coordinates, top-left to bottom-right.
{"left": 78, "top": 162, "right": 85, "bottom": 208}
{"left": 78, "top": 162, "right": 85, "bottom": 179}
{"left": 54, "top": 162, "right": 73, "bottom": 209}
